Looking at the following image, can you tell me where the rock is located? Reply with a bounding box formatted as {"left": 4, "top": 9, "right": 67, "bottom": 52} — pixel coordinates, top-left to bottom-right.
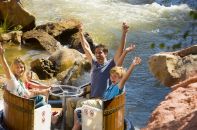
{"left": 142, "top": 76, "right": 197, "bottom": 130}
{"left": 22, "top": 30, "right": 62, "bottom": 54}
{"left": 148, "top": 45, "right": 197, "bottom": 87}
{"left": 48, "top": 48, "right": 90, "bottom": 73}
{"left": 0, "top": 31, "right": 22, "bottom": 44}
{"left": 0, "top": 0, "right": 35, "bottom": 31}
{"left": 30, "top": 58, "right": 56, "bottom": 80}
{"left": 30, "top": 48, "right": 91, "bottom": 80}
{"left": 35, "top": 20, "right": 95, "bottom": 53}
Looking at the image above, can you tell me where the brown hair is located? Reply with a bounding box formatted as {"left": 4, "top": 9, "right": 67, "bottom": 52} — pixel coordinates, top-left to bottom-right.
{"left": 110, "top": 66, "right": 126, "bottom": 78}
{"left": 94, "top": 44, "right": 108, "bottom": 54}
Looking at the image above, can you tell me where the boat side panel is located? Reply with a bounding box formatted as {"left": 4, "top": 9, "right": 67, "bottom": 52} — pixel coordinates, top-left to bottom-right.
{"left": 3, "top": 89, "right": 35, "bottom": 130}
{"left": 103, "top": 93, "right": 125, "bottom": 130}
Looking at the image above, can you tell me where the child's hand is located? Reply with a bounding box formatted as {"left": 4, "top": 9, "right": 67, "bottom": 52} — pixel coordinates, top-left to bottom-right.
{"left": 132, "top": 57, "right": 141, "bottom": 66}
{"left": 122, "top": 22, "right": 129, "bottom": 33}
{"left": 125, "top": 44, "right": 135, "bottom": 53}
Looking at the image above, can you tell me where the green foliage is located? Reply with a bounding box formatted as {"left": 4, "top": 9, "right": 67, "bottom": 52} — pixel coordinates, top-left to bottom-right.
{"left": 0, "top": 16, "right": 23, "bottom": 34}
{"left": 150, "top": 43, "right": 155, "bottom": 49}
{"left": 183, "top": 31, "right": 189, "bottom": 39}
{"left": 172, "top": 43, "right": 181, "bottom": 50}
{"left": 159, "top": 43, "right": 165, "bottom": 49}
{"left": 0, "top": 17, "right": 9, "bottom": 34}
{"left": 13, "top": 25, "right": 23, "bottom": 31}
{"left": 150, "top": 42, "right": 182, "bottom": 50}
{"left": 189, "top": 10, "right": 197, "bottom": 20}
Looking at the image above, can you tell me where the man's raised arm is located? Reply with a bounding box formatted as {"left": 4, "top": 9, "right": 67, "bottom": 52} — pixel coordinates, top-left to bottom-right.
{"left": 114, "top": 22, "right": 129, "bottom": 65}
{"left": 78, "top": 24, "right": 95, "bottom": 63}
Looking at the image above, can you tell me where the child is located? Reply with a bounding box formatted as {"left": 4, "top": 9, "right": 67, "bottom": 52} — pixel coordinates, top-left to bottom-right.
{"left": 103, "top": 57, "right": 141, "bottom": 100}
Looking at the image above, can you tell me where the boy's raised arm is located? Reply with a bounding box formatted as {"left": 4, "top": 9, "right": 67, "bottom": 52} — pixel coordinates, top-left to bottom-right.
{"left": 0, "top": 43, "right": 12, "bottom": 79}
{"left": 116, "top": 44, "right": 135, "bottom": 66}
{"left": 78, "top": 24, "right": 95, "bottom": 63}
{"left": 114, "top": 22, "right": 129, "bottom": 64}
{"left": 118, "top": 57, "right": 141, "bottom": 89}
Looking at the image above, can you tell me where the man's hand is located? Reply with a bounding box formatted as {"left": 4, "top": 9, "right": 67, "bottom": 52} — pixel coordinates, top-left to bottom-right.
{"left": 122, "top": 22, "right": 129, "bottom": 34}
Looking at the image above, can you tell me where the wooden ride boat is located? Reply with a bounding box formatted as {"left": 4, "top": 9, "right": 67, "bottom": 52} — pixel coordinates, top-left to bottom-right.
{"left": 0, "top": 83, "right": 135, "bottom": 130}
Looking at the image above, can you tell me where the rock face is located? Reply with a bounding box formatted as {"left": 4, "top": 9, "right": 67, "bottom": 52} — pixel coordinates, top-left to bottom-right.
{"left": 142, "top": 76, "right": 197, "bottom": 130}
{"left": 0, "top": 0, "right": 35, "bottom": 31}
{"left": 30, "top": 58, "right": 56, "bottom": 80}
{"left": 144, "top": 45, "right": 197, "bottom": 130}
{"left": 31, "top": 48, "right": 91, "bottom": 80}
{"left": 35, "top": 20, "right": 95, "bottom": 53}
{"left": 23, "top": 20, "right": 95, "bottom": 53}
{"left": 0, "top": 31, "right": 22, "bottom": 44}
{"left": 23, "top": 30, "right": 62, "bottom": 54}
{"left": 148, "top": 45, "right": 197, "bottom": 87}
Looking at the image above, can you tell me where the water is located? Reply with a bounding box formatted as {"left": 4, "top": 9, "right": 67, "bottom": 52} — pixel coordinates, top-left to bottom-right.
{"left": 3, "top": 0, "right": 197, "bottom": 129}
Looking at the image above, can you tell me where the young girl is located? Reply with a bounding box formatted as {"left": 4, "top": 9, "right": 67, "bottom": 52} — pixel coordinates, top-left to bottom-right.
{"left": 0, "top": 43, "right": 47, "bottom": 108}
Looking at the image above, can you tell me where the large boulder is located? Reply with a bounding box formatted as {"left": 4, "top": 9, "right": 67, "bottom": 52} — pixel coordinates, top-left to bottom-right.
{"left": 142, "top": 76, "right": 197, "bottom": 130}
{"left": 148, "top": 45, "right": 197, "bottom": 87}
{"left": 35, "top": 19, "right": 95, "bottom": 53}
{"left": 0, "top": 0, "right": 35, "bottom": 31}
{"left": 30, "top": 48, "right": 91, "bottom": 80}
{"left": 48, "top": 47, "right": 90, "bottom": 73}
{"left": 30, "top": 58, "right": 56, "bottom": 80}
{"left": 22, "top": 30, "right": 62, "bottom": 54}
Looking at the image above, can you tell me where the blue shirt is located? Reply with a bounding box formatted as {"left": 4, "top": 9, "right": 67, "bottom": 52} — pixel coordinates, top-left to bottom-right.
{"left": 103, "top": 83, "right": 123, "bottom": 100}
{"left": 90, "top": 59, "right": 115, "bottom": 98}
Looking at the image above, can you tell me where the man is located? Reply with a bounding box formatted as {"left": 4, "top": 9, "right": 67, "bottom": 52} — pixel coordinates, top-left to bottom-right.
{"left": 66, "top": 22, "right": 134, "bottom": 129}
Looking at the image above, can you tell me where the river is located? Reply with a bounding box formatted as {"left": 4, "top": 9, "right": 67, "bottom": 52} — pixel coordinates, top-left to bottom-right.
{"left": 1, "top": 0, "right": 196, "bottom": 129}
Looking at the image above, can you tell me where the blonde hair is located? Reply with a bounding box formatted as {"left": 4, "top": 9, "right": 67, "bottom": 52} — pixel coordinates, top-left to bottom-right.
{"left": 110, "top": 66, "right": 126, "bottom": 78}
{"left": 10, "top": 57, "right": 26, "bottom": 79}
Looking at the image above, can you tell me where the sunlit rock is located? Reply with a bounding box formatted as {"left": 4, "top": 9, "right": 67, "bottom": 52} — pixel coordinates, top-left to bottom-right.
{"left": 142, "top": 76, "right": 197, "bottom": 130}
{"left": 148, "top": 45, "right": 197, "bottom": 87}
{"left": 22, "top": 30, "right": 62, "bottom": 54}
{"left": 30, "top": 48, "right": 91, "bottom": 81}
{"left": 35, "top": 19, "right": 95, "bottom": 53}
{"left": 0, "top": 31, "right": 22, "bottom": 44}
{"left": 0, "top": 0, "right": 35, "bottom": 31}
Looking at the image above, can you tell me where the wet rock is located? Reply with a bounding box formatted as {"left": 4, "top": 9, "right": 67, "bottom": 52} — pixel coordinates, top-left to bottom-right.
{"left": 35, "top": 20, "right": 95, "bottom": 53}
{"left": 30, "top": 58, "right": 56, "bottom": 80}
{"left": 30, "top": 48, "right": 91, "bottom": 80}
{"left": 0, "top": 31, "right": 22, "bottom": 44}
{"left": 0, "top": 0, "right": 35, "bottom": 31}
{"left": 142, "top": 76, "right": 197, "bottom": 130}
{"left": 22, "top": 30, "right": 62, "bottom": 54}
{"left": 48, "top": 48, "right": 90, "bottom": 73}
{"left": 148, "top": 45, "right": 197, "bottom": 87}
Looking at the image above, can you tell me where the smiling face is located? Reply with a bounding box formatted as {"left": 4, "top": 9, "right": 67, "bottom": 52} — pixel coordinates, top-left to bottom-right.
{"left": 12, "top": 63, "right": 25, "bottom": 78}
{"left": 11, "top": 58, "right": 26, "bottom": 79}
{"left": 110, "top": 72, "right": 121, "bottom": 84}
{"left": 110, "top": 66, "right": 126, "bottom": 84}
{"left": 94, "top": 47, "right": 107, "bottom": 64}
